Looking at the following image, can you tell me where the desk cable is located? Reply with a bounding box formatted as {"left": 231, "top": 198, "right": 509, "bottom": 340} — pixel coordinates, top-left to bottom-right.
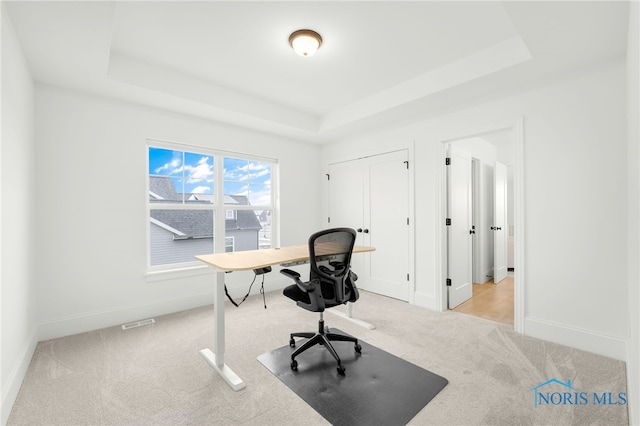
{"left": 224, "top": 267, "right": 270, "bottom": 309}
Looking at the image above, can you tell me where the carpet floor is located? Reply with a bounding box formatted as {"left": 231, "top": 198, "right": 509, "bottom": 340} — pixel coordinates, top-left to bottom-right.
{"left": 8, "top": 290, "right": 628, "bottom": 425}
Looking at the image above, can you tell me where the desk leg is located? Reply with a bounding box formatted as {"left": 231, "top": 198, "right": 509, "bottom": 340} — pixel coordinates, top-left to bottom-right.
{"left": 327, "top": 302, "right": 376, "bottom": 330}
{"left": 200, "top": 270, "right": 245, "bottom": 391}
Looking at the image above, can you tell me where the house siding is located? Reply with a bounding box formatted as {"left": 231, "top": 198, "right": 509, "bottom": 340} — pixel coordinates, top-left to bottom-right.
{"left": 150, "top": 222, "right": 213, "bottom": 266}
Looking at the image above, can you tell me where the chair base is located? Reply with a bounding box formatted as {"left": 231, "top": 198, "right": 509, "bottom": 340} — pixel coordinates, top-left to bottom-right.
{"left": 289, "top": 318, "right": 361, "bottom": 375}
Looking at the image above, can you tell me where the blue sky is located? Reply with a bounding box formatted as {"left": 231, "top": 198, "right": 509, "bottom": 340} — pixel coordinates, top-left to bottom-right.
{"left": 149, "top": 147, "right": 272, "bottom": 205}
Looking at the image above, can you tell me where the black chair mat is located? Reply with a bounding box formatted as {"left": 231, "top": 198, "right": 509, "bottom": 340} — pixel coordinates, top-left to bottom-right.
{"left": 257, "top": 330, "right": 448, "bottom": 426}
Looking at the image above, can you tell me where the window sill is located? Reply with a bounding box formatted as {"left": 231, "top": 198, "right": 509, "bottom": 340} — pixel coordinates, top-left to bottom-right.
{"left": 145, "top": 264, "right": 213, "bottom": 283}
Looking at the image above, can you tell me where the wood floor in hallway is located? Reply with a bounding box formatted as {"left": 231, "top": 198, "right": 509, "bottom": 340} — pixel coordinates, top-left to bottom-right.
{"left": 453, "top": 275, "right": 514, "bottom": 325}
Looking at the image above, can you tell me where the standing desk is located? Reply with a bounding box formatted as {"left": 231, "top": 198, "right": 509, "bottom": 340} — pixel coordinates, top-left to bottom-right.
{"left": 195, "top": 244, "right": 375, "bottom": 391}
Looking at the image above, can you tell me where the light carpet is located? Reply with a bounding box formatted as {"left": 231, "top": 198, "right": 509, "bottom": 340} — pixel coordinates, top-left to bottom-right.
{"left": 8, "top": 290, "right": 628, "bottom": 425}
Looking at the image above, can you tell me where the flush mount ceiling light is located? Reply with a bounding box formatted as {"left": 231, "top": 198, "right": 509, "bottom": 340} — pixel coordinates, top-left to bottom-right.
{"left": 289, "top": 29, "right": 322, "bottom": 57}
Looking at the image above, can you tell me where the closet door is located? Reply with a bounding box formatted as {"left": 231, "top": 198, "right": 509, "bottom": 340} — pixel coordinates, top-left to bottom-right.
{"left": 328, "top": 150, "right": 410, "bottom": 301}
{"left": 327, "top": 161, "right": 365, "bottom": 274}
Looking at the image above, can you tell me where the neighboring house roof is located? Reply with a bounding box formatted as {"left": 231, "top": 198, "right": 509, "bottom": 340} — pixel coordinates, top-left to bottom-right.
{"left": 149, "top": 175, "right": 178, "bottom": 200}
{"left": 149, "top": 176, "right": 262, "bottom": 237}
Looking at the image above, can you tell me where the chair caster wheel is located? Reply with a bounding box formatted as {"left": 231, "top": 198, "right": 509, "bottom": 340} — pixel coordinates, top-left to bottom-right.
{"left": 337, "top": 365, "right": 346, "bottom": 376}
{"left": 289, "top": 338, "right": 295, "bottom": 348}
{"left": 355, "top": 344, "right": 362, "bottom": 353}
{"left": 291, "top": 359, "right": 298, "bottom": 371}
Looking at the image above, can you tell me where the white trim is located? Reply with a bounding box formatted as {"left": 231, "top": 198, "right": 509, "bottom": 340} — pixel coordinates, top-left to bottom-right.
{"left": 525, "top": 317, "right": 628, "bottom": 361}
{"left": 413, "top": 290, "right": 439, "bottom": 311}
{"left": 1, "top": 331, "right": 38, "bottom": 426}
{"left": 147, "top": 137, "right": 278, "bottom": 165}
{"left": 37, "top": 291, "right": 215, "bottom": 341}
{"left": 407, "top": 141, "right": 416, "bottom": 304}
{"left": 145, "top": 140, "right": 280, "bottom": 271}
{"left": 149, "top": 217, "right": 186, "bottom": 237}
{"left": 437, "top": 116, "right": 525, "bottom": 332}
{"left": 145, "top": 263, "right": 212, "bottom": 282}
{"left": 149, "top": 190, "right": 164, "bottom": 200}
{"left": 512, "top": 117, "right": 525, "bottom": 334}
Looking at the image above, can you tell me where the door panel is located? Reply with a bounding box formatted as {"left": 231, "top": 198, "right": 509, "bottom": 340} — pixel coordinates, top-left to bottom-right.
{"left": 328, "top": 150, "right": 409, "bottom": 301}
{"left": 447, "top": 145, "right": 473, "bottom": 309}
{"left": 366, "top": 151, "right": 409, "bottom": 300}
{"left": 327, "top": 161, "right": 365, "bottom": 273}
{"left": 493, "top": 161, "right": 508, "bottom": 283}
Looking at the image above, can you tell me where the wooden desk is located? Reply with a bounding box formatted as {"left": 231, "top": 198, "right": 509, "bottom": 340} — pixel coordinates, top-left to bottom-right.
{"left": 195, "top": 245, "right": 374, "bottom": 391}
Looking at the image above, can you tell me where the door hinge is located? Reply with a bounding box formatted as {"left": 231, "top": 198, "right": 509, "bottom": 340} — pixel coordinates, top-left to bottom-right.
{"left": 326, "top": 173, "right": 330, "bottom": 180}
{"left": 446, "top": 157, "right": 451, "bottom": 165}
{"left": 404, "top": 160, "right": 409, "bottom": 169}
{"left": 407, "top": 217, "right": 410, "bottom": 225}
{"left": 446, "top": 218, "right": 451, "bottom": 226}
{"left": 407, "top": 273, "right": 410, "bottom": 281}
{"left": 446, "top": 278, "right": 452, "bottom": 286}
{"left": 328, "top": 216, "right": 331, "bottom": 223}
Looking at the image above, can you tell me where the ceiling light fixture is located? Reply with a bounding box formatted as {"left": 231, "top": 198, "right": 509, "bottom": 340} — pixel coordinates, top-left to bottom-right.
{"left": 289, "top": 29, "right": 322, "bottom": 57}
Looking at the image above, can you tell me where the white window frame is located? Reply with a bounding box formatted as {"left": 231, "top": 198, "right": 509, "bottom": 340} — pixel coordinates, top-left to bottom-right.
{"left": 225, "top": 236, "right": 235, "bottom": 252}
{"left": 145, "top": 138, "right": 279, "bottom": 280}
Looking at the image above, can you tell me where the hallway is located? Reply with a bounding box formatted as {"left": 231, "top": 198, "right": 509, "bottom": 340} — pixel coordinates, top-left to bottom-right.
{"left": 453, "top": 275, "right": 514, "bottom": 325}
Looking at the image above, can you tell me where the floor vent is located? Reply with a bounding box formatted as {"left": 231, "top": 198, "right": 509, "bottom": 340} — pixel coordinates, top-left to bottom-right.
{"left": 121, "top": 318, "right": 155, "bottom": 330}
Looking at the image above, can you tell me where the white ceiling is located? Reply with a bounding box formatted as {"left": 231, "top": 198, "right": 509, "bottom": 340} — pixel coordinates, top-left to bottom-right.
{"left": 5, "top": 1, "right": 630, "bottom": 144}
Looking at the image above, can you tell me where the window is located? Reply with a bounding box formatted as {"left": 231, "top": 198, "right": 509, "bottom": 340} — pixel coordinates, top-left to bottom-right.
{"left": 147, "top": 140, "right": 277, "bottom": 271}
{"left": 225, "top": 237, "right": 235, "bottom": 252}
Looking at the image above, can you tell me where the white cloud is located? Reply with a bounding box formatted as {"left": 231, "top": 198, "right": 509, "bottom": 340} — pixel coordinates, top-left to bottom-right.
{"left": 191, "top": 185, "right": 211, "bottom": 194}
{"left": 185, "top": 156, "right": 214, "bottom": 183}
{"left": 155, "top": 158, "right": 182, "bottom": 174}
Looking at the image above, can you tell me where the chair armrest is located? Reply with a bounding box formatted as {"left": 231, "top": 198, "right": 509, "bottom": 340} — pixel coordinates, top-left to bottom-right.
{"left": 280, "top": 268, "right": 319, "bottom": 293}
{"left": 280, "top": 268, "right": 300, "bottom": 280}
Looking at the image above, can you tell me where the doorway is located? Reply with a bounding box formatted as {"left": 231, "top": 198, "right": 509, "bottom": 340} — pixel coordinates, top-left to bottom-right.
{"left": 439, "top": 118, "right": 524, "bottom": 332}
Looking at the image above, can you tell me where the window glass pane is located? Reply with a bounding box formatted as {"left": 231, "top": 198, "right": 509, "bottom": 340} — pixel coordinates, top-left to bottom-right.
{"left": 148, "top": 143, "right": 276, "bottom": 270}
{"left": 225, "top": 209, "right": 271, "bottom": 251}
{"left": 148, "top": 147, "right": 214, "bottom": 204}
{"left": 225, "top": 237, "right": 234, "bottom": 253}
{"left": 223, "top": 157, "right": 271, "bottom": 206}
{"left": 184, "top": 151, "right": 214, "bottom": 203}
{"left": 149, "top": 209, "right": 214, "bottom": 266}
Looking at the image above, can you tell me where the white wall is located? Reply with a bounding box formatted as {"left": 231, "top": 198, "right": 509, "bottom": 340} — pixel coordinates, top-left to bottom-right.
{"left": 626, "top": 1, "right": 640, "bottom": 424}
{"left": 1, "top": 7, "right": 38, "bottom": 424}
{"left": 321, "top": 60, "right": 629, "bottom": 361}
{"left": 34, "top": 86, "right": 321, "bottom": 340}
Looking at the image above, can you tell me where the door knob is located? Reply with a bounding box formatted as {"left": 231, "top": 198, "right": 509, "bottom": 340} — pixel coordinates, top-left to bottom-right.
{"left": 357, "top": 228, "right": 363, "bottom": 233}
{"left": 363, "top": 229, "right": 369, "bottom": 233}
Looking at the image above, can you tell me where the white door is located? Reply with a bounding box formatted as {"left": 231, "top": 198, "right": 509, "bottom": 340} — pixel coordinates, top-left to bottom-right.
{"left": 327, "top": 162, "right": 365, "bottom": 273}
{"left": 447, "top": 145, "right": 473, "bottom": 309}
{"left": 493, "top": 161, "right": 508, "bottom": 283}
{"left": 328, "top": 150, "right": 410, "bottom": 301}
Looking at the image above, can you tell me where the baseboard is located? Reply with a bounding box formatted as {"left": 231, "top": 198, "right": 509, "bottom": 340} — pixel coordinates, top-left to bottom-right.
{"left": 37, "top": 278, "right": 292, "bottom": 342}
{"left": 413, "top": 291, "right": 440, "bottom": 312}
{"left": 524, "top": 317, "right": 628, "bottom": 361}
{"left": 37, "top": 292, "right": 216, "bottom": 341}
{"left": 626, "top": 342, "right": 639, "bottom": 426}
{"left": 2, "top": 331, "right": 38, "bottom": 426}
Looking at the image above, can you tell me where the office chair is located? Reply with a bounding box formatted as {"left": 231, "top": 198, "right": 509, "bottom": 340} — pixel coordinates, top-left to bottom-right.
{"left": 280, "top": 227, "right": 362, "bottom": 376}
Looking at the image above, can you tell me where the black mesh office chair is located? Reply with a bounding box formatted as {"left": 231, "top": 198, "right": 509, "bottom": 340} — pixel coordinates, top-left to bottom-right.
{"left": 280, "top": 227, "right": 362, "bottom": 376}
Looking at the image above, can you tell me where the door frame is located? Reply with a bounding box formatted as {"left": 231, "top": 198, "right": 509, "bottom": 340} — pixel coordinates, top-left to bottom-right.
{"left": 437, "top": 117, "right": 525, "bottom": 333}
